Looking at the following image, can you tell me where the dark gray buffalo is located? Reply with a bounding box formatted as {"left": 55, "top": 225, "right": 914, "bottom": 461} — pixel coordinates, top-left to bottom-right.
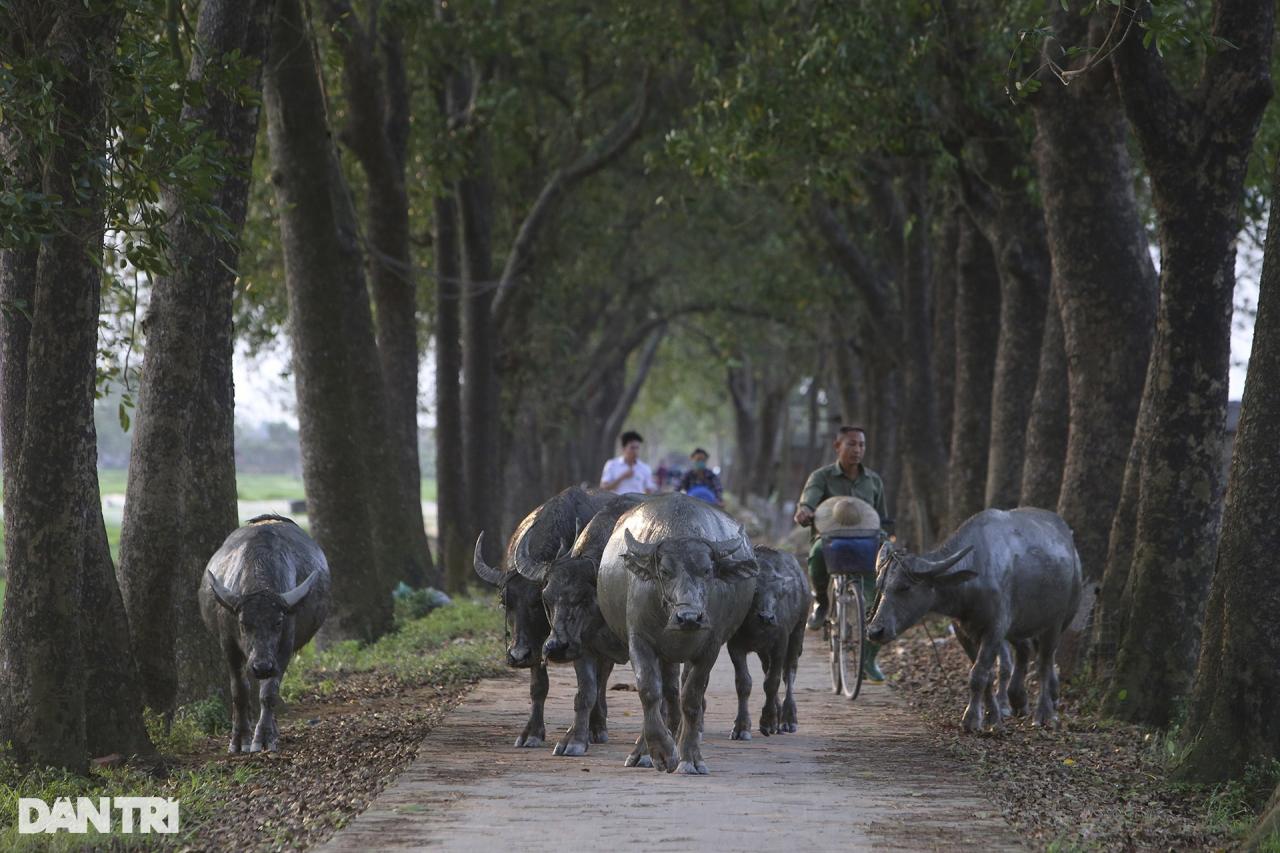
{"left": 474, "top": 486, "right": 612, "bottom": 747}
{"left": 200, "top": 514, "right": 330, "bottom": 753}
{"left": 727, "top": 546, "right": 807, "bottom": 740}
{"left": 516, "top": 493, "right": 641, "bottom": 756}
{"left": 597, "top": 493, "right": 758, "bottom": 774}
{"left": 867, "top": 508, "right": 1082, "bottom": 732}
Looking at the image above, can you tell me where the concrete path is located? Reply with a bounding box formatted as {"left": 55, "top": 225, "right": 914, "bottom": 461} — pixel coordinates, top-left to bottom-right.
{"left": 318, "top": 638, "right": 1023, "bottom": 852}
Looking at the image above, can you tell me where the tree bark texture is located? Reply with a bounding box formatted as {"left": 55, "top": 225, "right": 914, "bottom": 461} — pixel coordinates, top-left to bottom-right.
{"left": 946, "top": 214, "right": 1000, "bottom": 531}
{"left": 0, "top": 0, "right": 149, "bottom": 769}
{"left": 1031, "top": 12, "right": 1157, "bottom": 592}
{"left": 434, "top": 191, "right": 469, "bottom": 592}
{"left": 1104, "top": 0, "right": 1274, "bottom": 725}
{"left": 895, "top": 172, "right": 947, "bottom": 545}
{"left": 456, "top": 164, "right": 503, "bottom": 568}
{"left": 265, "top": 0, "right": 392, "bottom": 643}
{"left": 328, "top": 0, "right": 436, "bottom": 589}
{"left": 930, "top": 209, "right": 959, "bottom": 466}
{"left": 1019, "top": 278, "right": 1068, "bottom": 509}
{"left": 118, "top": 0, "right": 274, "bottom": 713}
{"left": 967, "top": 179, "right": 1049, "bottom": 511}
{"left": 1175, "top": 160, "right": 1280, "bottom": 782}
{"left": 940, "top": 0, "right": 1050, "bottom": 513}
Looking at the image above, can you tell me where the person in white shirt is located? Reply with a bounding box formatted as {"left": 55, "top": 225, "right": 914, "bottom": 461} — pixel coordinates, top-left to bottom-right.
{"left": 600, "top": 430, "right": 656, "bottom": 495}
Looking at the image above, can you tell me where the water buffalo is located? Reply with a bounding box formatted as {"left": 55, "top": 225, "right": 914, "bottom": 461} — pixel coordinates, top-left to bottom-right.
{"left": 867, "top": 508, "right": 1082, "bottom": 732}
{"left": 516, "top": 493, "right": 641, "bottom": 756}
{"left": 597, "top": 493, "right": 758, "bottom": 774}
{"left": 727, "top": 546, "right": 808, "bottom": 740}
{"left": 473, "top": 486, "right": 612, "bottom": 748}
{"left": 200, "top": 514, "right": 330, "bottom": 753}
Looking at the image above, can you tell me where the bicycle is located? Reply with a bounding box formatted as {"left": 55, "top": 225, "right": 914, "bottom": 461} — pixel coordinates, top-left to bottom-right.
{"left": 821, "top": 531, "right": 882, "bottom": 699}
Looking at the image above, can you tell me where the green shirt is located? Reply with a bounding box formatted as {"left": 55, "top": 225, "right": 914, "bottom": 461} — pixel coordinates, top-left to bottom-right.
{"left": 798, "top": 462, "right": 888, "bottom": 523}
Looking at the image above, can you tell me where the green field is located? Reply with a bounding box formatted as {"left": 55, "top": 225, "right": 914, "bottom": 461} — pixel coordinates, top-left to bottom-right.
{"left": 0, "top": 470, "right": 436, "bottom": 572}
{"left": 93, "top": 469, "right": 437, "bottom": 502}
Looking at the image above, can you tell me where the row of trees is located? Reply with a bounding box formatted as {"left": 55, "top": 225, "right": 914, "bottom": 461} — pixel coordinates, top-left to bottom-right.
{"left": 1, "top": 1, "right": 1279, "bottom": 818}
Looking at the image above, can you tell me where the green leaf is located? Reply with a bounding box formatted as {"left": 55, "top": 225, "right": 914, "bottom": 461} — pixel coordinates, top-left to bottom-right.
{"left": 118, "top": 402, "right": 131, "bottom": 432}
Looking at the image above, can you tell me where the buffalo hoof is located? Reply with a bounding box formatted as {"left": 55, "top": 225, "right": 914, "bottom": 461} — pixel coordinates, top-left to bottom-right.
{"left": 514, "top": 732, "right": 545, "bottom": 748}
{"left": 553, "top": 740, "right": 587, "bottom": 757}
{"left": 248, "top": 739, "right": 277, "bottom": 753}
{"left": 624, "top": 754, "right": 654, "bottom": 768}
{"left": 1032, "top": 712, "right": 1059, "bottom": 730}
{"left": 226, "top": 741, "right": 243, "bottom": 755}
{"left": 730, "top": 726, "right": 752, "bottom": 741}
{"left": 590, "top": 728, "right": 608, "bottom": 744}
{"left": 779, "top": 722, "right": 798, "bottom": 734}
{"left": 648, "top": 739, "right": 678, "bottom": 772}
{"left": 676, "top": 760, "right": 709, "bottom": 775}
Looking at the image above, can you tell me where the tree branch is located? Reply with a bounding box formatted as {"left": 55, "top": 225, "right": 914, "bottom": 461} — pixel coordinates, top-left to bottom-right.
{"left": 808, "top": 192, "right": 895, "bottom": 320}
{"left": 490, "top": 70, "right": 651, "bottom": 324}
{"left": 600, "top": 325, "right": 666, "bottom": 446}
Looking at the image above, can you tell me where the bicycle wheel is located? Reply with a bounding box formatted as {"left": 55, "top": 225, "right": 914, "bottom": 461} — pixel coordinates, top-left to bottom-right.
{"left": 836, "top": 581, "right": 866, "bottom": 700}
{"left": 828, "top": 577, "right": 842, "bottom": 693}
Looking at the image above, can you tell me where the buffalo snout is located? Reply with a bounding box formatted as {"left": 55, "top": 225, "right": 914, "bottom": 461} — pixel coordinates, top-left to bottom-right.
{"left": 866, "top": 624, "right": 888, "bottom": 643}
{"left": 542, "top": 636, "right": 579, "bottom": 663}
{"left": 670, "top": 609, "right": 709, "bottom": 631}
{"left": 756, "top": 610, "right": 777, "bottom": 626}
{"left": 250, "top": 660, "right": 278, "bottom": 679}
{"left": 507, "top": 645, "right": 535, "bottom": 667}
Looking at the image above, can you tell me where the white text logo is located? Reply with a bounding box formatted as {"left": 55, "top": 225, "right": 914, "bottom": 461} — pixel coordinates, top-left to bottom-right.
{"left": 18, "top": 797, "right": 180, "bottom": 834}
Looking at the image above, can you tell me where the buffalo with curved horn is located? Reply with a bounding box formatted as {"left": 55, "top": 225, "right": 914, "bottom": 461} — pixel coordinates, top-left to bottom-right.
{"left": 867, "top": 508, "right": 1082, "bottom": 732}
{"left": 199, "top": 514, "right": 331, "bottom": 753}
{"left": 472, "top": 486, "right": 613, "bottom": 748}
{"left": 597, "top": 493, "right": 759, "bottom": 774}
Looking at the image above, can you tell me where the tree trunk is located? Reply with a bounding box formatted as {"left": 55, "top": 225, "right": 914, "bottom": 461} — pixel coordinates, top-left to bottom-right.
{"left": 898, "top": 177, "right": 947, "bottom": 545}
{"left": 940, "top": 0, "right": 1050, "bottom": 512}
{"left": 1103, "top": 0, "right": 1274, "bottom": 725}
{"left": 0, "top": 0, "right": 149, "bottom": 769}
{"left": 434, "top": 191, "right": 469, "bottom": 592}
{"left": 977, "top": 193, "right": 1050, "bottom": 510}
{"left": 264, "top": 0, "right": 392, "bottom": 643}
{"left": 930, "top": 209, "right": 959, "bottom": 467}
{"left": 946, "top": 214, "right": 1000, "bottom": 531}
{"left": 457, "top": 162, "right": 503, "bottom": 566}
{"left": 329, "top": 0, "right": 436, "bottom": 589}
{"left": 118, "top": 0, "right": 274, "bottom": 713}
{"left": 1031, "top": 6, "right": 1157, "bottom": 597}
{"left": 1019, "top": 278, "right": 1068, "bottom": 509}
{"left": 1175, "top": 158, "right": 1280, "bottom": 782}
{"left": 175, "top": 265, "right": 241, "bottom": 706}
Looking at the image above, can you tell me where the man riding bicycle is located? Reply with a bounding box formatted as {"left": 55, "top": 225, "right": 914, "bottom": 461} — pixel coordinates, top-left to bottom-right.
{"left": 793, "top": 425, "right": 889, "bottom": 682}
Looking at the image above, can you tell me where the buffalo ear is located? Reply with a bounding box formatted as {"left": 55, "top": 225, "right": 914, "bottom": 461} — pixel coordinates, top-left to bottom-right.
{"left": 716, "top": 557, "right": 759, "bottom": 580}
{"left": 623, "top": 552, "right": 657, "bottom": 581}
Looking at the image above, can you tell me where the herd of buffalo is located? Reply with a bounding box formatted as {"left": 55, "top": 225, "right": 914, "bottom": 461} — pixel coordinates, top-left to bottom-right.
{"left": 196, "top": 488, "right": 1083, "bottom": 775}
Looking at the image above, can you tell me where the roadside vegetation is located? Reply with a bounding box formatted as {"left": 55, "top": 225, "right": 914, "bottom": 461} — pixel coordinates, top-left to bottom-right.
{"left": 882, "top": 621, "right": 1280, "bottom": 850}
{"left": 0, "top": 597, "right": 503, "bottom": 850}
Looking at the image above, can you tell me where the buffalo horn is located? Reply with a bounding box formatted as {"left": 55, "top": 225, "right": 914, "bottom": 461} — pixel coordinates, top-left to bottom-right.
{"left": 281, "top": 570, "right": 321, "bottom": 611}
{"left": 207, "top": 569, "right": 243, "bottom": 612}
{"left": 514, "top": 530, "right": 533, "bottom": 574}
{"left": 912, "top": 545, "right": 975, "bottom": 577}
{"left": 473, "top": 533, "right": 505, "bottom": 585}
{"left": 709, "top": 527, "right": 744, "bottom": 560}
{"left": 623, "top": 529, "right": 659, "bottom": 558}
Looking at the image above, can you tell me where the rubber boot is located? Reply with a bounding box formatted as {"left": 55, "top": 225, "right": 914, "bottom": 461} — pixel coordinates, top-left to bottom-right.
{"left": 806, "top": 591, "right": 829, "bottom": 631}
{"left": 862, "top": 641, "right": 885, "bottom": 683}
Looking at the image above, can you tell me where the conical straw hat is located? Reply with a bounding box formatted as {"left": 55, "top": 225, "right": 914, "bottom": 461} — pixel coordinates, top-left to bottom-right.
{"left": 814, "top": 495, "right": 880, "bottom": 537}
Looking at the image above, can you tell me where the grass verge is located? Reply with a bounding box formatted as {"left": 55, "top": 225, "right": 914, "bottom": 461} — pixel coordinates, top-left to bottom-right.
{"left": 0, "top": 596, "right": 503, "bottom": 850}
